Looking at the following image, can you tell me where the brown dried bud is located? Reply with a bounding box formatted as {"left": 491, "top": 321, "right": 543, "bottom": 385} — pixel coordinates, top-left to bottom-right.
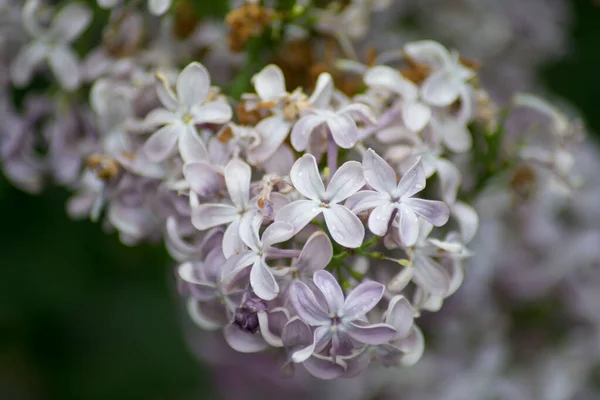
{"left": 86, "top": 154, "right": 120, "bottom": 181}
{"left": 226, "top": 3, "right": 274, "bottom": 52}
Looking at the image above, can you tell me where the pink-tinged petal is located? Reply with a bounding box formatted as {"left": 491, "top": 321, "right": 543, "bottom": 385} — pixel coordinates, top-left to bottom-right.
{"left": 50, "top": 3, "right": 91, "bottom": 42}
{"left": 48, "top": 45, "right": 80, "bottom": 91}
{"left": 222, "top": 218, "right": 246, "bottom": 258}
{"left": 435, "top": 158, "right": 461, "bottom": 204}
{"left": 223, "top": 323, "right": 269, "bottom": 353}
{"left": 394, "top": 158, "right": 426, "bottom": 199}
{"left": 346, "top": 323, "right": 396, "bottom": 345}
{"left": 177, "top": 62, "right": 210, "bottom": 108}
{"left": 346, "top": 190, "right": 387, "bottom": 213}
{"left": 322, "top": 204, "right": 364, "bottom": 249}
{"left": 290, "top": 281, "right": 330, "bottom": 325}
{"left": 362, "top": 148, "right": 397, "bottom": 194}
{"left": 10, "top": 41, "right": 47, "bottom": 87}
{"left": 275, "top": 200, "right": 322, "bottom": 233}
{"left": 183, "top": 162, "right": 224, "bottom": 197}
{"left": 143, "top": 123, "right": 180, "bottom": 162}
{"left": 144, "top": 108, "right": 178, "bottom": 128}
{"left": 296, "top": 231, "right": 333, "bottom": 275}
{"left": 225, "top": 158, "right": 251, "bottom": 210}
{"left": 290, "top": 153, "right": 325, "bottom": 200}
{"left": 191, "top": 204, "right": 238, "bottom": 230}
{"left": 368, "top": 203, "right": 395, "bottom": 236}
{"left": 452, "top": 202, "right": 479, "bottom": 243}
{"left": 421, "top": 70, "right": 461, "bottom": 107}
{"left": 313, "top": 270, "right": 345, "bottom": 314}
{"left": 309, "top": 72, "right": 334, "bottom": 108}
{"left": 398, "top": 204, "right": 419, "bottom": 247}
{"left": 327, "top": 113, "right": 358, "bottom": 149}
{"left": 325, "top": 161, "right": 365, "bottom": 203}
{"left": 178, "top": 125, "right": 209, "bottom": 163}
{"left": 343, "top": 280, "right": 385, "bottom": 320}
{"left": 385, "top": 295, "right": 414, "bottom": 338}
{"left": 303, "top": 354, "right": 345, "bottom": 380}
{"left": 252, "top": 64, "right": 286, "bottom": 101}
{"left": 413, "top": 255, "right": 451, "bottom": 296}
{"left": 250, "top": 259, "right": 279, "bottom": 300}
{"left": 248, "top": 115, "right": 292, "bottom": 164}
{"left": 187, "top": 299, "right": 223, "bottom": 330}
{"left": 262, "top": 221, "right": 295, "bottom": 248}
{"left": 191, "top": 101, "right": 232, "bottom": 124}
{"left": 403, "top": 198, "right": 449, "bottom": 227}
{"left": 402, "top": 101, "right": 431, "bottom": 132}
{"left": 290, "top": 114, "right": 325, "bottom": 151}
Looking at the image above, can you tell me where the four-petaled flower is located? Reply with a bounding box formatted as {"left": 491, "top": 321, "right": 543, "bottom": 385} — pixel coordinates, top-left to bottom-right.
{"left": 142, "top": 62, "right": 232, "bottom": 162}
{"left": 276, "top": 154, "right": 366, "bottom": 248}
{"left": 349, "top": 149, "right": 449, "bottom": 246}
{"left": 290, "top": 270, "right": 396, "bottom": 363}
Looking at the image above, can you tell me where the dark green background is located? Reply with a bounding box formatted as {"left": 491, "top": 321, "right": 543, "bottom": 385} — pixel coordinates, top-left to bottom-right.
{"left": 1, "top": 1, "right": 600, "bottom": 399}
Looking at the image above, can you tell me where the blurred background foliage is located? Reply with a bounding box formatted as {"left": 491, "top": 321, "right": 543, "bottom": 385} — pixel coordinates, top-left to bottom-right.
{"left": 1, "top": 1, "right": 600, "bottom": 399}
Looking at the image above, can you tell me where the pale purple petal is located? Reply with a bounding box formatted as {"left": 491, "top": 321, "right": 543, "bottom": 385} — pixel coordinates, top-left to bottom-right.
{"left": 183, "top": 162, "right": 223, "bottom": 197}
{"left": 303, "top": 354, "right": 345, "bottom": 380}
{"left": 178, "top": 125, "right": 209, "bottom": 163}
{"left": 290, "top": 154, "right": 325, "bottom": 201}
{"left": 261, "top": 143, "right": 295, "bottom": 175}
{"left": 385, "top": 295, "right": 414, "bottom": 338}
{"left": 177, "top": 62, "right": 210, "bottom": 108}
{"left": 144, "top": 108, "right": 178, "bottom": 127}
{"left": 191, "top": 204, "right": 238, "bottom": 230}
{"left": 252, "top": 64, "right": 286, "bottom": 101}
{"left": 275, "top": 200, "right": 322, "bottom": 233}
{"left": 413, "top": 255, "right": 451, "bottom": 295}
{"left": 368, "top": 203, "right": 395, "bottom": 236}
{"left": 282, "top": 317, "right": 312, "bottom": 350}
{"left": 191, "top": 101, "right": 232, "bottom": 124}
{"left": 327, "top": 113, "right": 358, "bottom": 149}
{"left": 346, "top": 323, "right": 396, "bottom": 345}
{"left": 309, "top": 72, "right": 334, "bottom": 108}
{"left": 187, "top": 299, "right": 223, "bottom": 330}
{"left": 403, "top": 198, "right": 449, "bottom": 227}
{"left": 223, "top": 323, "right": 269, "bottom": 353}
{"left": 291, "top": 325, "right": 330, "bottom": 363}
{"left": 296, "top": 231, "right": 333, "bottom": 275}
{"left": 262, "top": 221, "right": 295, "bottom": 248}
{"left": 143, "top": 123, "right": 181, "bottom": 162}
{"left": 399, "top": 326, "right": 425, "bottom": 366}
{"left": 290, "top": 281, "right": 330, "bottom": 325}
{"left": 248, "top": 115, "right": 292, "bottom": 164}
{"left": 250, "top": 259, "right": 279, "bottom": 300}
{"left": 238, "top": 212, "right": 262, "bottom": 252}
{"left": 346, "top": 190, "right": 387, "bottom": 213}
{"left": 338, "top": 103, "right": 377, "bottom": 125}
{"left": 48, "top": 46, "right": 80, "bottom": 91}
{"left": 402, "top": 101, "right": 431, "bottom": 132}
{"left": 322, "top": 204, "right": 364, "bottom": 248}
{"left": 362, "top": 148, "right": 397, "bottom": 194}
{"left": 50, "top": 3, "right": 91, "bottom": 42}
{"left": 398, "top": 204, "right": 419, "bottom": 246}
{"left": 222, "top": 218, "right": 246, "bottom": 258}
{"left": 11, "top": 42, "right": 47, "bottom": 87}
{"left": 343, "top": 280, "right": 385, "bottom": 320}
{"left": 313, "top": 270, "right": 345, "bottom": 314}
{"left": 290, "top": 114, "right": 325, "bottom": 151}
{"left": 225, "top": 158, "right": 251, "bottom": 210}
{"left": 325, "top": 161, "right": 365, "bottom": 203}
{"left": 394, "top": 158, "right": 426, "bottom": 199}
{"left": 421, "top": 70, "right": 461, "bottom": 106}
{"left": 257, "top": 311, "right": 283, "bottom": 347}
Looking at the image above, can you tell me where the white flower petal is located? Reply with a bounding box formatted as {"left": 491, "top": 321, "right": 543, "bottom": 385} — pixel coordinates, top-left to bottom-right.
{"left": 225, "top": 159, "right": 251, "bottom": 210}
{"left": 252, "top": 64, "right": 286, "bottom": 101}
{"left": 290, "top": 154, "right": 325, "bottom": 201}
{"left": 262, "top": 221, "right": 295, "bottom": 248}
{"left": 395, "top": 158, "right": 426, "bottom": 199}
{"left": 191, "top": 204, "right": 238, "bottom": 230}
{"left": 309, "top": 72, "right": 334, "bottom": 108}
{"left": 291, "top": 114, "right": 326, "bottom": 152}
{"left": 327, "top": 113, "right": 358, "bottom": 149}
{"left": 403, "top": 198, "right": 449, "bottom": 227}
{"left": 368, "top": 203, "right": 395, "bottom": 236}
{"left": 143, "top": 123, "right": 181, "bottom": 162}
{"left": 322, "top": 204, "right": 364, "bottom": 248}
{"left": 313, "top": 270, "right": 345, "bottom": 314}
{"left": 275, "top": 200, "right": 322, "bottom": 233}
{"left": 296, "top": 231, "right": 333, "bottom": 275}
{"left": 183, "top": 162, "right": 223, "bottom": 197}
{"left": 148, "top": 0, "right": 171, "bottom": 15}
{"left": 398, "top": 204, "right": 419, "bottom": 247}
{"left": 362, "top": 148, "right": 397, "bottom": 194}
{"left": 177, "top": 62, "right": 210, "bottom": 108}
{"left": 250, "top": 259, "right": 279, "bottom": 300}
{"left": 191, "top": 101, "right": 232, "bottom": 125}
{"left": 223, "top": 324, "right": 269, "bottom": 353}
{"left": 421, "top": 70, "right": 462, "bottom": 107}
{"left": 325, "top": 161, "right": 365, "bottom": 203}
{"left": 451, "top": 202, "right": 479, "bottom": 243}
{"left": 50, "top": 3, "right": 91, "bottom": 42}
{"left": 48, "top": 46, "right": 81, "bottom": 91}
{"left": 178, "top": 125, "right": 209, "bottom": 163}
{"left": 248, "top": 115, "right": 292, "bottom": 164}
{"left": 402, "top": 101, "right": 431, "bottom": 132}
{"left": 10, "top": 41, "right": 47, "bottom": 87}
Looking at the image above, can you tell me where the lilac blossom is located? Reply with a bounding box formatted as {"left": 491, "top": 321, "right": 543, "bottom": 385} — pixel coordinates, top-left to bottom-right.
{"left": 289, "top": 270, "right": 396, "bottom": 363}
{"left": 142, "top": 62, "right": 232, "bottom": 162}
{"left": 276, "top": 154, "right": 365, "bottom": 248}
{"left": 349, "top": 149, "right": 450, "bottom": 246}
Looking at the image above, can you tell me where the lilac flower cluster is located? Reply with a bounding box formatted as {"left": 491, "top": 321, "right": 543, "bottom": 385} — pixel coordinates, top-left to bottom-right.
{"left": 0, "top": 0, "right": 589, "bottom": 386}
